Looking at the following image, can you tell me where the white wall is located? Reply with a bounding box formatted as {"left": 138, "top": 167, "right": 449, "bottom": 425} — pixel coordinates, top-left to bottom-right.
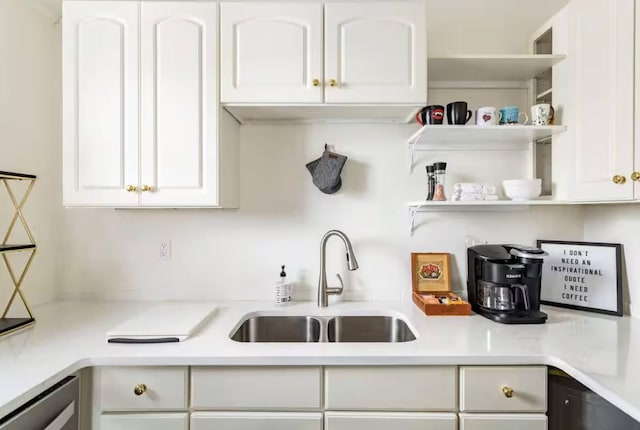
{"left": 583, "top": 206, "right": 640, "bottom": 317}
{"left": 0, "top": 0, "right": 61, "bottom": 308}
{"left": 58, "top": 123, "right": 584, "bottom": 302}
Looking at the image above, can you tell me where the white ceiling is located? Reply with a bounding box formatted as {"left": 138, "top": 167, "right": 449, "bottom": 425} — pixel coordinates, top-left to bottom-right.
{"left": 28, "top": 0, "right": 571, "bottom": 36}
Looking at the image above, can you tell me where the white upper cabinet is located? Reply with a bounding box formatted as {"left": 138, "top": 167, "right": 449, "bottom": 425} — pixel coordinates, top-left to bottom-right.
{"left": 220, "top": 1, "right": 427, "bottom": 105}
{"left": 324, "top": 2, "right": 427, "bottom": 104}
{"left": 220, "top": 3, "right": 323, "bottom": 103}
{"left": 62, "top": 1, "right": 140, "bottom": 206}
{"left": 569, "top": 0, "right": 635, "bottom": 201}
{"left": 63, "top": 1, "right": 238, "bottom": 208}
{"left": 140, "top": 2, "right": 221, "bottom": 206}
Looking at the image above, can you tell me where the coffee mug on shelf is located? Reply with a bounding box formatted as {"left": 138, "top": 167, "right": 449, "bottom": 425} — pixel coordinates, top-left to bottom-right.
{"left": 416, "top": 105, "right": 445, "bottom": 126}
{"left": 531, "top": 103, "right": 555, "bottom": 126}
{"left": 447, "top": 101, "right": 473, "bottom": 125}
{"left": 499, "top": 106, "right": 528, "bottom": 125}
{"left": 475, "top": 107, "right": 502, "bottom": 126}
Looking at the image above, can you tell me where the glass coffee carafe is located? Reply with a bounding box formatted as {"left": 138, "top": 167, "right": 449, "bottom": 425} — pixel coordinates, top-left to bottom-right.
{"left": 477, "top": 280, "right": 530, "bottom": 312}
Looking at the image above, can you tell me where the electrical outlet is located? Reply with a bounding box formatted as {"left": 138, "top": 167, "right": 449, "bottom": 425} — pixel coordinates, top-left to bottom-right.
{"left": 159, "top": 239, "right": 171, "bottom": 261}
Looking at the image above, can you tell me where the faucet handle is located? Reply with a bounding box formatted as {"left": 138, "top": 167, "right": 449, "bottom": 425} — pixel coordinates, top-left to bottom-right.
{"left": 335, "top": 273, "right": 344, "bottom": 293}
{"left": 326, "top": 273, "right": 344, "bottom": 296}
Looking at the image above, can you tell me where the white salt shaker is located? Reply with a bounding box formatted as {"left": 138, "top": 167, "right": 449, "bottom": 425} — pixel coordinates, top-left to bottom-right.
{"left": 275, "top": 265, "right": 293, "bottom": 305}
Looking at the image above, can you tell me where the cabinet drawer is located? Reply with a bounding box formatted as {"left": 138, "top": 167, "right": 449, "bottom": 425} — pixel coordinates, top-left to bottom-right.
{"left": 98, "top": 367, "right": 188, "bottom": 411}
{"left": 325, "top": 412, "right": 457, "bottom": 430}
{"left": 191, "top": 412, "right": 322, "bottom": 430}
{"left": 100, "top": 413, "right": 188, "bottom": 430}
{"left": 460, "top": 366, "right": 547, "bottom": 412}
{"left": 460, "top": 413, "right": 547, "bottom": 430}
{"left": 191, "top": 367, "right": 322, "bottom": 410}
{"left": 324, "top": 366, "right": 457, "bottom": 411}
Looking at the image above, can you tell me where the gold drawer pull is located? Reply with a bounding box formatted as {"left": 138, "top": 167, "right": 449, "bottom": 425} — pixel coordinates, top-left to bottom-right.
{"left": 312, "top": 78, "right": 320, "bottom": 87}
{"left": 329, "top": 79, "right": 337, "bottom": 87}
{"left": 126, "top": 185, "right": 137, "bottom": 192}
{"left": 632, "top": 172, "right": 640, "bottom": 182}
{"left": 134, "top": 384, "right": 147, "bottom": 396}
{"left": 141, "top": 185, "right": 151, "bottom": 192}
{"left": 612, "top": 175, "right": 626, "bottom": 184}
{"left": 502, "top": 386, "right": 514, "bottom": 398}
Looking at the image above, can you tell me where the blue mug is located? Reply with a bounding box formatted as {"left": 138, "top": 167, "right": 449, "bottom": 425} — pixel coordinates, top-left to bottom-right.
{"left": 499, "top": 106, "right": 529, "bottom": 125}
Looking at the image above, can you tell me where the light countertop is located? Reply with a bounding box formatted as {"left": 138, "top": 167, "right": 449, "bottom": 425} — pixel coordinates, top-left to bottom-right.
{"left": 0, "top": 300, "right": 639, "bottom": 421}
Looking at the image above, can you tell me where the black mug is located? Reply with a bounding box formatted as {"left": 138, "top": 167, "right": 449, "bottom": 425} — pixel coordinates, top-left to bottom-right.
{"left": 447, "top": 101, "right": 473, "bottom": 125}
{"left": 416, "top": 105, "right": 445, "bottom": 125}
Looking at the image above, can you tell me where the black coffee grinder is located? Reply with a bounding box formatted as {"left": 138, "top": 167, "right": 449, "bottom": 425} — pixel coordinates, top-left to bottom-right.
{"left": 467, "top": 244, "right": 548, "bottom": 324}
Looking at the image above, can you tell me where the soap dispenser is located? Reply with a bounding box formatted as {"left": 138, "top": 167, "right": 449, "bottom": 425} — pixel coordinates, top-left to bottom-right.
{"left": 275, "top": 265, "right": 293, "bottom": 305}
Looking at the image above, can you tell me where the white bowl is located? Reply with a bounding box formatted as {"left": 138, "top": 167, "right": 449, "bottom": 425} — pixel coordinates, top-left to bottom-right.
{"left": 502, "top": 179, "right": 542, "bottom": 201}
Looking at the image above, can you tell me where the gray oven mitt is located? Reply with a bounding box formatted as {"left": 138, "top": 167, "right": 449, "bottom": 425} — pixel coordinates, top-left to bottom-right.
{"left": 306, "top": 150, "right": 347, "bottom": 194}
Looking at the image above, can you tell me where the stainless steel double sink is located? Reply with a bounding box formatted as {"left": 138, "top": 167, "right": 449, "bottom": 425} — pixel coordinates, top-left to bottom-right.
{"left": 230, "top": 314, "right": 417, "bottom": 343}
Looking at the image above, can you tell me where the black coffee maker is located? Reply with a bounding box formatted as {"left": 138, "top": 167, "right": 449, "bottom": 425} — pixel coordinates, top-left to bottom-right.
{"left": 467, "top": 244, "right": 548, "bottom": 324}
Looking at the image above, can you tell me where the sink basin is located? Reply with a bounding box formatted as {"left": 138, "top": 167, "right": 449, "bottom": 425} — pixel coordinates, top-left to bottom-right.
{"left": 230, "top": 316, "right": 321, "bottom": 343}
{"left": 327, "top": 316, "right": 416, "bottom": 342}
{"left": 230, "top": 313, "right": 417, "bottom": 343}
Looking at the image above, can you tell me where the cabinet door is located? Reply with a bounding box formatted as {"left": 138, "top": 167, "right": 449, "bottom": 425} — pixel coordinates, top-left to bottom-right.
{"left": 460, "top": 366, "right": 547, "bottom": 412}
{"left": 191, "top": 367, "right": 322, "bottom": 410}
{"left": 140, "top": 2, "right": 220, "bottom": 206}
{"left": 459, "top": 413, "right": 547, "bottom": 430}
{"left": 570, "top": 0, "right": 634, "bottom": 200}
{"left": 191, "top": 412, "right": 322, "bottom": 430}
{"left": 220, "top": 3, "right": 323, "bottom": 103}
{"left": 100, "top": 413, "right": 188, "bottom": 430}
{"left": 324, "top": 2, "right": 427, "bottom": 104}
{"left": 62, "top": 1, "right": 139, "bottom": 207}
{"left": 324, "top": 366, "right": 456, "bottom": 411}
{"left": 98, "top": 366, "right": 188, "bottom": 411}
{"left": 325, "top": 412, "right": 457, "bottom": 430}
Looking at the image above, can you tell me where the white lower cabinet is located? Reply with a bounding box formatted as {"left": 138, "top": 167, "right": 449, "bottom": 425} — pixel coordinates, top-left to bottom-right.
{"left": 325, "top": 412, "right": 458, "bottom": 430}
{"left": 460, "top": 366, "right": 547, "bottom": 412}
{"left": 324, "top": 366, "right": 457, "bottom": 411}
{"left": 191, "top": 412, "right": 323, "bottom": 430}
{"left": 93, "top": 365, "right": 549, "bottom": 428}
{"left": 191, "top": 367, "right": 322, "bottom": 410}
{"left": 459, "top": 413, "right": 547, "bottom": 430}
{"left": 100, "top": 413, "right": 188, "bottom": 430}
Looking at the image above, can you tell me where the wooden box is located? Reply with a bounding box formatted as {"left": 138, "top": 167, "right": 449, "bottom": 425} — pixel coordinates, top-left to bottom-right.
{"left": 411, "top": 253, "right": 471, "bottom": 316}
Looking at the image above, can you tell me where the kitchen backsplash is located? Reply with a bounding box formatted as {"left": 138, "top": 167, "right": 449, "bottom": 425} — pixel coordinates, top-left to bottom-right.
{"left": 57, "top": 123, "right": 584, "bottom": 302}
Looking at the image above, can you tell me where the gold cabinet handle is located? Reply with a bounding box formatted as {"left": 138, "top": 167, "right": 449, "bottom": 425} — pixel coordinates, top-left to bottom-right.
{"left": 613, "top": 175, "right": 627, "bottom": 185}
{"left": 329, "top": 79, "right": 337, "bottom": 87}
{"left": 133, "top": 384, "right": 147, "bottom": 396}
{"left": 141, "top": 185, "right": 151, "bottom": 192}
{"left": 632, "top": 172, "right": 640, "bottom": 182}
{"left": 312, "top": 78, "right": 320, "bottom": 87}
{"left": 126, "top": 185, "right": 137, "bottom": 192}
{"left": 502, "top": 386, "right": 514, "bottom": 398}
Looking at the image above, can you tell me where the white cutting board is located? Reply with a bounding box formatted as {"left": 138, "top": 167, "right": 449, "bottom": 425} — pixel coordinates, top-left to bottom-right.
{"left": 106, "top": 302, "right": 217, "bottom": 343}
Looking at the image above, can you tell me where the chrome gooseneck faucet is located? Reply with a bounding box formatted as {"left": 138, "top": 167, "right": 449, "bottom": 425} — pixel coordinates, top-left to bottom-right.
{"left": 317, "top": 230, "right": 359, "bottom": 307}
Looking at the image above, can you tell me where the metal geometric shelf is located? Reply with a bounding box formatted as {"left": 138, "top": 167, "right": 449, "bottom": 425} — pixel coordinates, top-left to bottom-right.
{"left": 0, "top": 170, "right": 37, "bottom": 338}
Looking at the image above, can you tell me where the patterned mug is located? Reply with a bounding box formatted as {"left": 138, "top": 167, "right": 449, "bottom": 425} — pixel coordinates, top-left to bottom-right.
{"left": 499, "top": 106, "right": 528, "bottom": 125}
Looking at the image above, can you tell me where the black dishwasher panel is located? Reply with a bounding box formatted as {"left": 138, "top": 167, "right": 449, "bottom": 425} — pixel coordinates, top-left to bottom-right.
{"left": 0, "top": 376, "right": 79, "bottom": 430}
{"left": 549, "top": 370, "right": 640, "bottom": 430}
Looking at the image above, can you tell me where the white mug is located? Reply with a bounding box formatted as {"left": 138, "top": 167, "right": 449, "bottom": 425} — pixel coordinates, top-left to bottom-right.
{"left": 531, "top": 104, "right": 554, "bottom": 126}
{"left": 476, "top": 107, "right": 502, "bottom": 126}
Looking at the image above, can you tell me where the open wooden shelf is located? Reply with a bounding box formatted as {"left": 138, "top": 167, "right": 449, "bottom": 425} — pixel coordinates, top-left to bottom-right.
{"left": 408, "top": 125, "right": 567, "bottom": 147}
{"left": 407, "top": 199, "right": 639, "bottom": 235}
{"left": 428, "top": 54, "right": 566, "bottom": 82}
